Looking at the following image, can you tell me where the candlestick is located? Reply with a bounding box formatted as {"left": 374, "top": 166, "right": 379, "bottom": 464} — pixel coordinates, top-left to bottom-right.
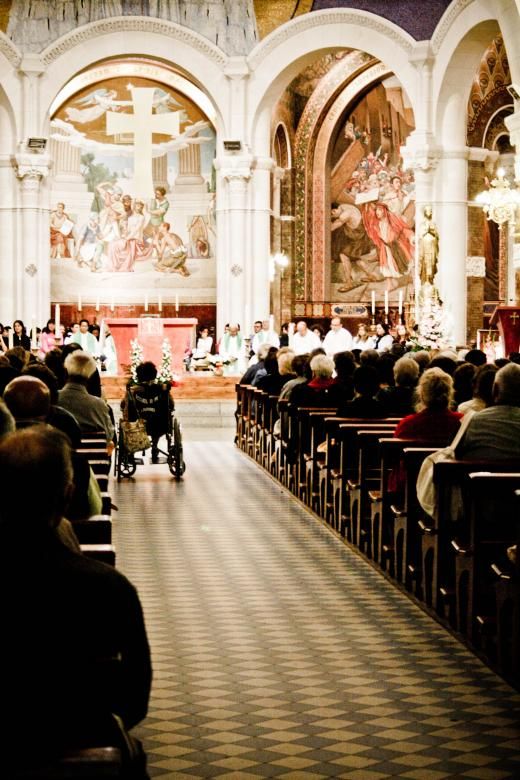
{"left": 77, "top": 294, "right": 82, "bottom": 312}
{"left": 99, "top": 318, "right": 106, "bottom": 354}
{"left": 175, "top": 293, "right": 179, "bottom": 314}
{"left": 110, "top": 297, "right": 115, "bottom": 312}
{"left": 144, "top": 294, "right": 149, "bottom": 312}
{"left": 8, "top": 327, "right": 13, "bottom": 350}
{"left": 158, "top": 294, "right": 162, "bottom": 313}
{"left": 398, "top": 290, "right": 403, "bottom": 317}
{"left": 269, "top": 313, "right": 274, "bottom": 333}
{"left": 55, "top": 304, "right": 61, "bottom": 345}
{"left": 95, "top": 297, "right": 100, "bottom": 312}
{"left": 31, "top": 317, "right": 37, "bottom": 350}
{"left": 384, "top": 290, "right": 389, "bottom": 315}
{"left": 371, "top": 290, "right": 375, "bottom": 315}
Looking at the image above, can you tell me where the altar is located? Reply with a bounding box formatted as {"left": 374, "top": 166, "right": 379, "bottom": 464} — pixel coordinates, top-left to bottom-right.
{"left": 490, "top": 306, "right": 520, "bottom": 358}
{"left": 106, "top": 317, "right": 197, "bottom": 376}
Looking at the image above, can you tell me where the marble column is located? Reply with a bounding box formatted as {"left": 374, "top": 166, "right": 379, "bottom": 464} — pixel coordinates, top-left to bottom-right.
{"left": 250, "top": 156, "right": 274, "bottom": 324}
{"left": 13, "top": 153, "right": 51, "bottom": 326}
{"left": 436, "top": 148, "right": 469, "bottom": 346}
{"left": 152, "top": 154, "right": 169, "bottom": 191}
{"left": 175, "top": 145, "right": 204, "bottom": 186}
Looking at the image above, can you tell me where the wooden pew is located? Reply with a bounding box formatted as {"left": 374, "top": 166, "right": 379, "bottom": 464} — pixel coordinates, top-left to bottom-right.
{"left": 425, "top": 459, "right": 520, "bottom": 621}
{"left": 72, "top": 514, "right": 112, "bottom": 545}
{"left": 451, "top": 471, "right": 520, "bottom": 648}
{"left": 80, "top": 544, "right": 116, "bottom": 566}
{"left": 492, "top": 488, "right": 520, "bottom": 685}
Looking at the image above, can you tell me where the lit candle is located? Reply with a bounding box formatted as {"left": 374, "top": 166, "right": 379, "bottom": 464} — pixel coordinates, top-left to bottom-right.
{"left": 175, "top": 293, "right": 179, "bottom": 314}
{"left": 55, "top": 304, "right": 61, "bottom": 344}
{"left": 95, "top": 297, "right": 100, "bottom": 312}
{"left": 144, "top": 293, "right": 149, "bottom": 312}
{"left": 371, "top": 290, "right": 375, "bottom": 315}
{"left": 398, "top": 290, "right": 403, "bottom": 316}
{"left": 158, "top": 294, "right": 162, "bottom": 313}
{"left": 31, "top": 317, "right": 37, "bottom": 350}
{"left": 384, "top": 290, "right": 389, "bottom": 315}
{"left": 77, "top": 294, "right": 82, "bottom": 312}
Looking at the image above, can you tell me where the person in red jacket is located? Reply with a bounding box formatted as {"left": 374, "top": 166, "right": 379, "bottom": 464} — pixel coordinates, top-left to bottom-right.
{"left": 394, "top": 367, "right": 462, "bottom": 441}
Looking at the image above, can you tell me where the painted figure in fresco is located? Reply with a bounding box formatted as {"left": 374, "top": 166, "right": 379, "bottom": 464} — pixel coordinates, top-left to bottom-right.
{"left": 419, "top": 205, "right": 439, "bottom": 286}
{"left": 50, "top": 202, "right": 75, "bottom": 259}
{"left": 382, "top": 174, "right": 413, "bottom": 218}
{"left": 362, "top": 202, "right": 414, "bottom": 282}
{"left": 148, "top": 186, "right": 170, "bottom": 238}
{"left": 188, "top": 215, "right": 210, "bottom": 258}
{"left": 108, "top": 199, "right": 154, "bottom": 272}
{"left": 96, "top": 182, "right": 126, "bottom": 240}
{"left": 153, "top": 222, "right": 190, "bottom": 275}
{"left": 75, "top": 214, "right": 104, "bottom": 272}
{"left": 331, "top": 203, "right": 378, "bottom": 291}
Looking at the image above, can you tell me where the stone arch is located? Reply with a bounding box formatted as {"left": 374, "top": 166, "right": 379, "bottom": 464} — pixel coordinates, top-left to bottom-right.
{"left": 247, "top": 9, "right": 417, "bottom": 157}
{"left": 272, "top": 122, "right": 291, "bottom": 170}
{"left": 37, "top": 18, "right": 229, "bottom": 139}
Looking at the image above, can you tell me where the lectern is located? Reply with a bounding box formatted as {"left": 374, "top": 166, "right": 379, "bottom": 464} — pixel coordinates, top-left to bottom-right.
{"left": 490, "top": 306, "right": 520, "bottom": 357}
{"left": 106, "top": 317, "right": 198, "bottom": 376}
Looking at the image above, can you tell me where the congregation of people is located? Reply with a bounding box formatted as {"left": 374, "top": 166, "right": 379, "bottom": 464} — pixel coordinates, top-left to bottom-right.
{"left": 0, "top": 318, "right": 151, "bottom": 777}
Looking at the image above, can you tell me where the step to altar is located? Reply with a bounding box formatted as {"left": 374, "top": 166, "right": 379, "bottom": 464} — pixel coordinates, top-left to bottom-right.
{"left": 102, "top": 372, "right": 238, "bottom": 401}
{"left": 174, "top": 400, "right": 236, "bottom": 428}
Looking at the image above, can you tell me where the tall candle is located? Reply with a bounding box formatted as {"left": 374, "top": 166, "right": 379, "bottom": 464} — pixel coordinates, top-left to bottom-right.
{"left": 398, "top": 290, "right": 403, "bottom": 316}
{"left": 110, "top": 296, "right": 115, "bottom": 312}
{"left": 95, "top": 296, "right": 100, "bottom": 312}
{"left": 55, "top": 304, "right": 61, "bottom": 344}
{"left": 371, "top": 290, "right": 375, "bottom": 315}
{"left": 8, "top": 327, "right": 13, "bottom": 350}
{"left": 144, "top": 293, "right": 149, "bottom": 312}
{"left": 269, "top": 313, "right": 274, "bottom": 333}
{"left": 77, "top": 294, "right": 82, "bottom": 312}
{"left": 158, "top": 294, "right": 162, "bottom": 313}
{"left": 384, "top": 290, "right": 389, "bottom": 314}
{"left": 175, "top": 293, "right": 179, "bottom": 314}
{"left": 31, "top": 317, "right": 37, "bottom": 350}
{"left": 99, "top": 318, "right": 106, "bottom": 354}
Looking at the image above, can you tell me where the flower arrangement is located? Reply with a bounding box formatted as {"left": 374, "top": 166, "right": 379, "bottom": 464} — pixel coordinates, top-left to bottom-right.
{"left": 129, "top": 338, "right": 144, "bottom": 383}
{"left": 157, "top": 338, "right": 173, "bottom": 384}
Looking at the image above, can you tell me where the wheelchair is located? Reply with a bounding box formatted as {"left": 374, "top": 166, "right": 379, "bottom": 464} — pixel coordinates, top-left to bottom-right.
{"left": 115, "top": 383, "right": 185, "bottom": 482}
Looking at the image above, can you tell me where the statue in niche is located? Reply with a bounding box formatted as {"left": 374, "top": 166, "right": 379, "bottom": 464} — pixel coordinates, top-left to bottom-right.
{"left": 419, "top": 205, "right": 439, "bottom": 287}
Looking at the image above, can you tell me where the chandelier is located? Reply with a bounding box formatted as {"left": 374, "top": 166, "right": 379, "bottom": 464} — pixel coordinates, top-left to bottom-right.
{"left": 269, "top": 251, "right": 290, "bottom": 281}
{"left": 476, "top": 168, "right": 520, "bottom": 232}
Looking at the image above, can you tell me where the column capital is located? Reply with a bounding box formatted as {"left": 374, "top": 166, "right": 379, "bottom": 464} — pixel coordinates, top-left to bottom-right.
{"left": 254, "top": 157, "right": 275, "bottom": 173}
{"left": 19, "top": 54, "right": 45, "bottom": 76}
{"left": 223, "top": 57, "right": 250, "bottom": 80}
{"left": 12, "top": 152, "right": 51, "bottom": 186}
{"left": 408, "top": 41, "right": 434, "bottom": 67}
{"left": 215, "top": 155, "right": 253, "bottom": 182}
{"left": 401, "top": 135, "right": 440, "bottom": 172}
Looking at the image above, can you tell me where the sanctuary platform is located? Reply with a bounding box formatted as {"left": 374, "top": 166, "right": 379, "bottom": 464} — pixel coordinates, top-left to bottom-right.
{"left": 102, "top": 372, "right": 237, "bottom": 401}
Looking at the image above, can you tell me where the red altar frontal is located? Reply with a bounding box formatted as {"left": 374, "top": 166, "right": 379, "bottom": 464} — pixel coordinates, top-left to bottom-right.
{"left": 490, "top": 306, "right": 520, "bottom": 357}
{"left": 106, "top": 317, "right": 197, "bottom": 376}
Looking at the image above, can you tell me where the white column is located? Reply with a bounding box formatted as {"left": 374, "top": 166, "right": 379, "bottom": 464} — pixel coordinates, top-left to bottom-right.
{"left": 436, "top": 148, "right": 469, "bottom": 346}
{"left": 13, "top": 153, "right": 51, "bottom": 325}
{"left": 250, "top": 156, "right": 274, "bottom": 323}
{"left": 175, "top": 145, "right": 204, "bottom": 186}
{"left": 505, "top": 110, "right": 520, "bottom": 302}
{"left": 219, "top": 162, "right": 252, "bottom": 331}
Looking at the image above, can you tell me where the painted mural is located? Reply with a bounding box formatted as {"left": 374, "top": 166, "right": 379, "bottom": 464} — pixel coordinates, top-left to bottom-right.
{"left": 49, "top": 73, "right": 216, "bottom": 306}
{"left": 329, "top": 82, "right": 415, "bottom": 302}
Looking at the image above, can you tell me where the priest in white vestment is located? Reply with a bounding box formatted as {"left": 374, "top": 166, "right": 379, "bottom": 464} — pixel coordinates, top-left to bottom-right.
{"left": 322, "top": 317, "right": 353, "bottom": 356}
{"left": 251, "top": 319, "right": 280, "bottom": 354}
{"left": 289, "top": 321, "right": 321, "bottom": 355}
{"left": 218, "top": 324, "right": 246, "bottom": 374}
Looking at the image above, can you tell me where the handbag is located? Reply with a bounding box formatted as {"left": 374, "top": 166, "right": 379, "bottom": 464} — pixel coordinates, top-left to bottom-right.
{"left": 416, "top": 410, "right": 475, "bottom": 517}
{"left": 120, "top": 418, "right": 151, "bottom": 453}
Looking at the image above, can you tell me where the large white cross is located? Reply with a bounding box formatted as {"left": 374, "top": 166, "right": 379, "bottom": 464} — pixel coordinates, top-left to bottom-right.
{"left": 106, "top": 87, "right": 180, "bottom": 197}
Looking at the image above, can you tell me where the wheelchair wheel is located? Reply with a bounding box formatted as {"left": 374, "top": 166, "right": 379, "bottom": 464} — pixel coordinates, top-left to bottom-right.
{"left": 117, "top": 427, "right": 137, "bottom": 481}
{"left": 168, "top": 418, "right": 185, "bottom": 480}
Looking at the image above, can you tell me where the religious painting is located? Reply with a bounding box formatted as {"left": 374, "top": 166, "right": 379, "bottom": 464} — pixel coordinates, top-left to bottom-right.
{"left": 49, "top": 70, "right": 216, "bottom": 307}
{"left": 329, "top": 81, "right": 416, "bottom": 304}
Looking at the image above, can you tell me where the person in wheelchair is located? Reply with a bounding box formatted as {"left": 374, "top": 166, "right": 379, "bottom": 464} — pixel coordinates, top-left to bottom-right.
{"left": 124, "top": 361, "right": 174, "bottom": 464}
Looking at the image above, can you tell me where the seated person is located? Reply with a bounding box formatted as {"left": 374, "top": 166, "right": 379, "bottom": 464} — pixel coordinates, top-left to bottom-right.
{"left": 192, "top": 327, "right": 213, "bottom": 359}
{"left": 338, "top": 366, "right": 386, "bottom": 418}
{"left": 59, "top": 351, "right": 114, "bottom": 445}
{"left": 455, "top": 363, "right": 520, "bottom": 460}
{"left": 255, "top": 349, "right": 295, "bottom": 396}
{"left": 378, "top": 356, "right": 419, "bottom": 416}
{"left": 290, "top": 354, "right": 337, "bottom": 408}
{"left": 458, "top": 363, "right": 497, "bottom": 415}
{"left": 124, "top": 361, "right": 174, "bottom": 463}
{"left": 0, "top": 427, "right": 151, "bottom": 773}
{"left": 394, "top": 367, "right": 462, "bottom": 440}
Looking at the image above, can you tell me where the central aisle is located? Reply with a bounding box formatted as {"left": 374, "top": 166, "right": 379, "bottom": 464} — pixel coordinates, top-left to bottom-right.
{"left": 113, "top": 436, "right": 520, "bottom": 779}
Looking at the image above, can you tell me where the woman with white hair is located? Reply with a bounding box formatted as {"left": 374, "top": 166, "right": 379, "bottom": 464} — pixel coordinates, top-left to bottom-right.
{"left": 290, "top": 354, "right": 337, "bottom": 407}
{"left": 393, "top": 367, "right": 462, "bottom": 440}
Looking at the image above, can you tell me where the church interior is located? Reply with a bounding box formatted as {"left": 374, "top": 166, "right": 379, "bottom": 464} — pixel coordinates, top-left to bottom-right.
{"left": 1, "top": 1, "right": 520, "bottom": 778}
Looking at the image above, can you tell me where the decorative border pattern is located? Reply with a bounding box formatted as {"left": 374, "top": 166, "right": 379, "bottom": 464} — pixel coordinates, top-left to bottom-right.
{"left": 248, "top": 9, "right": 414, "bottom": 70}
{"left": 42, "top": 17, "right": 228, "bottom": 68}
{"left": 0, "top": 31, "right": 21, "bottom": 67}
{"left": 293, "top": 51, "right": 375, "bottom": 299}
{"left": 431, "top": 0, "right": 477, "bottom": 54}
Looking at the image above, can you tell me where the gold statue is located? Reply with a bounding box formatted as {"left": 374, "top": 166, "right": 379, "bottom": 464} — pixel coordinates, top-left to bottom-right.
{"left": 419, "top": 205, "right": 439, "bottom": 286}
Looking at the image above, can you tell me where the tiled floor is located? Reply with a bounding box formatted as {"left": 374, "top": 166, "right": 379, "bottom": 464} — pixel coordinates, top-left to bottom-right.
{"left": 113, "top": 432, "right": 520, "bottom": 779}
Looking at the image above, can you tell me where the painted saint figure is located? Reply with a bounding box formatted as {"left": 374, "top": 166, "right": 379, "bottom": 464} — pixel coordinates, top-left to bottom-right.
{"left": 50, "top": 202, "right": 75, "bottom": 258}
{"left": 153, "top": 222, "right": 190, "bottom": 275}
{"left": 149, "top": 186, "right": 170, "bottom": 238}
{"left": 362, "top": 202, "right": 414, "bottom": 281}
{"left": 419, "top": 205, "right": 439, "bottom": 286}
{"left": 108, "top": 199, "right": 153, "bottom": 272}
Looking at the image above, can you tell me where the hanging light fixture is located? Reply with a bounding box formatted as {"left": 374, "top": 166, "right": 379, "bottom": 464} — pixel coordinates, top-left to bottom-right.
{"left": 269, "top": 252, "right": 290, "bottom": 281}
{"left": 476, "top": 168, "right": 520, "bottom": 232}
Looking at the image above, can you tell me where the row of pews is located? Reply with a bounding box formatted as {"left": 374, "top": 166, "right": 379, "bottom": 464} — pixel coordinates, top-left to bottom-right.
{"left": 74, "top": 432, "right": 115, "bottom": 566}
{"left": 236, "top": 384, "right": 520, "bottom": 688}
